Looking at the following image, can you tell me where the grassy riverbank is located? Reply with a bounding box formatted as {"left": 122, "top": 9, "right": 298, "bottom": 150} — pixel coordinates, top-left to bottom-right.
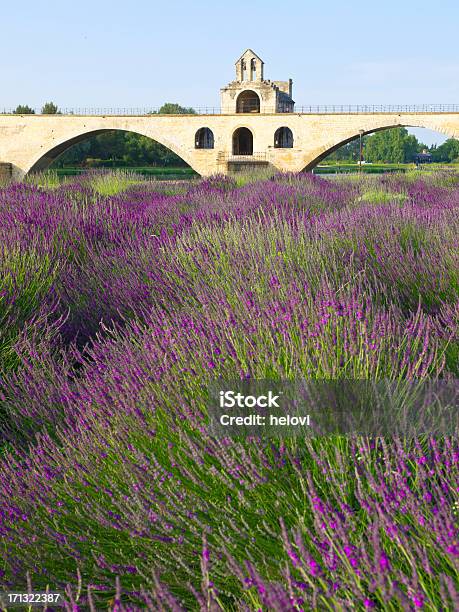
{"left": 55, "top": 165, "right": 198, "bottom": 178}
{"left": 314, "top": 161, "right": 459, "bottom": 174}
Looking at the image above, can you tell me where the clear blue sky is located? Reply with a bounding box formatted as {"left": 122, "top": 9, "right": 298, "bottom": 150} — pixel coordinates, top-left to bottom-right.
{"left": 2, "top": 0, "right": 458, "bottom": 145}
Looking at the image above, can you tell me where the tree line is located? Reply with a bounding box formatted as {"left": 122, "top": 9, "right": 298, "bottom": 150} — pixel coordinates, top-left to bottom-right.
{"left": 13, "top": 102, "right": 60, "bottom": 115}
{"left": 10, "top": 103, "right": 459, "bottom": 165}
{"left": 327, "top": 127, "right": 459, "bottom": 164}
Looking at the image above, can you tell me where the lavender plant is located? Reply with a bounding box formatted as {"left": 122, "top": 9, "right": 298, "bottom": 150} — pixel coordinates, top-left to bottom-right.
{"left": 0, "top": 170, "right": 457, "bottom": 610}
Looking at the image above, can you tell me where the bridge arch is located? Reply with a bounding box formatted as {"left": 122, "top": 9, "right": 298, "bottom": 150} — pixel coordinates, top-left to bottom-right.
{"left": 299, "top": 119, "right": 459, "bottom": 172}
{"left": 26, "top": 127, "right": 200, "bottom": 176}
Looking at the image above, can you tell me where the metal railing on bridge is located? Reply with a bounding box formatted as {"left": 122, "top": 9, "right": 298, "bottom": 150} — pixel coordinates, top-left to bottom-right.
{"left": 294, "top": 104, "right": 459, "bottom": 114}
{"left": 1, "top": 104, "right": 459, "bottom": 116}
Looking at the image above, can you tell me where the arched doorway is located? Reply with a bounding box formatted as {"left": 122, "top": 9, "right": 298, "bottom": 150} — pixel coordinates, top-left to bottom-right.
{"left": 236, "top": 91, "right": 260, "bottom": 113}
{"left": 274, "top": 127, "right": 294, "bottom": 148}
{"left": 195, "top": 127, "right": 214, "bottom": 149}
{"left": 233, "top": 128, "right": 253, "bottom": 155}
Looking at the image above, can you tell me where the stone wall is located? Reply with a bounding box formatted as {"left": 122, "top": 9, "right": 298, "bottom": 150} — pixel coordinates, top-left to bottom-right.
{"left": 1, "top": 113, "right": 459, "bottom": 179}
{"left": 220, "top": 81, "right": 280, "bottom": 114}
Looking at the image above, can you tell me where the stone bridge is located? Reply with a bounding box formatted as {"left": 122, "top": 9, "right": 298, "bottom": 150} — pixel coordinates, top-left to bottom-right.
{"left": 1, "top": 110, "right": 459, "bottom": 181}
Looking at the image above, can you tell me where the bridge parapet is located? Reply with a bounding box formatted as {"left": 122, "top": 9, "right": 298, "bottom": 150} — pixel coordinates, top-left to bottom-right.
{"left": 2, "top": 104, "right": 459, "bottom": 116}
{"left": 1, "top": 111, "right": 459, "bottom": 179}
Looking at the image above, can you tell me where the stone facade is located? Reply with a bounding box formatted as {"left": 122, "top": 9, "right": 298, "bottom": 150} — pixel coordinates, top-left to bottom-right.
{"left": 1, "top": 112, "right": 459, "bottom": 180}
{"left": 220, "top": 49, "right": 294, "bottom": 114}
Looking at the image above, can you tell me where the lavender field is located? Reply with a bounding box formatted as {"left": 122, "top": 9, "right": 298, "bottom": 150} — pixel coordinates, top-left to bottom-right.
{"left": 0, "top": 170, "right": 458, "bottom": 611}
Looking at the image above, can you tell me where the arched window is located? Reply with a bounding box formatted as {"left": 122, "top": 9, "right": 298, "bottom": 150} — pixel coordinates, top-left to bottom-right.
{"left": 195, "top": 127, "right": 214, "bottom": 149}
{"left": 241, "top": 59, "right": 247, "bottom": 81}
{"left": 233, "top": 127, "right": 253, "bottom": 155}
{"left": 250, "top": 58, "right": 256, "bottom": 81}
{"left": 274, "top": 127, "right": 293, "bottom": 148}
{"left": 236, "top": 90, "right": 260, "bottom": 113}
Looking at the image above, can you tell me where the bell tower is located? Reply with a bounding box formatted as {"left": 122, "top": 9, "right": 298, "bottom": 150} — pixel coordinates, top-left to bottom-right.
{"left": 220, "top": 49, "right": 294, "bottom": 114}
{"left": 235, "top": 49, "right": 264, "bottom": 82}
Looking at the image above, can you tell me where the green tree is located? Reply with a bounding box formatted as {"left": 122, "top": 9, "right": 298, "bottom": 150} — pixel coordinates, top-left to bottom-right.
{"left": 54, "top": 141, "right": 91, "bottom": 167}
{"left": 430, "top": 138, "right": 459, "bottom": 162}
{"left": 13, "top": 105, "right": 35, "bottom": 114}
{"left": 154, "top": 103, "right": 196, "bottom": 115}
{"left": 364, "top": 128, "right": 421, "bottom": 163}
{"left": 403, "top": 133, "right": 419, "bottom": 163}
{"left": 160, "top": 102, "right": 196, "bottom": 115}
{"left": 41, "top": 101, "right": 59, "bottom": 114}
{"left": 327, "top": 138, "right": 365, "bottom": 162}
{"left": 88, "top": 131, "right": 126, "bottom": 160}
{"left": 123, "top": 133, "right": 160, "bottom": 165}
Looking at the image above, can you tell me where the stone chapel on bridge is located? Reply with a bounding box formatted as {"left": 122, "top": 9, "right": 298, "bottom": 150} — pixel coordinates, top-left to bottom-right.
{"left": 220, "top": 49, "right": 295, "bottom": 115}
